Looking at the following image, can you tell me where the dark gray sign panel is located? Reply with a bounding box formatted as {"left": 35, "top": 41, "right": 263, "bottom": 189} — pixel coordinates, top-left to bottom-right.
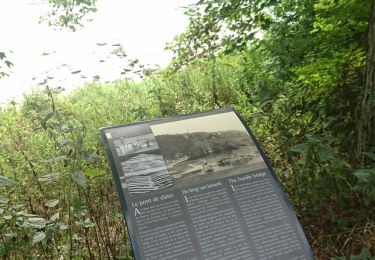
{"left": 100, "top": 107, "right": 315, "bottom": 260}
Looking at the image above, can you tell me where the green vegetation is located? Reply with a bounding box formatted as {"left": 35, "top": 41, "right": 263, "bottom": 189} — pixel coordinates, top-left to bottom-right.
{"left": 0, "top": 0, "right": 374, "bottom": 259}
{"left": 41, "top": 0, "right": 97, "bottom": 31}
{"left": 0, "top": 52, "right": 13, "bottom": 79}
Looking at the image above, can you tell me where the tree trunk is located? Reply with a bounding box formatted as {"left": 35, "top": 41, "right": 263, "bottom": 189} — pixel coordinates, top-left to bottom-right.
{"left": 357, "top": 0, "right": 375, "bottom": 166}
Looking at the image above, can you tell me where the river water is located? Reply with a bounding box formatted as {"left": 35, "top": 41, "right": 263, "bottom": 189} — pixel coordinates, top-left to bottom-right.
{"left": 0, "top": 0, "right": 195, "bottom": 105}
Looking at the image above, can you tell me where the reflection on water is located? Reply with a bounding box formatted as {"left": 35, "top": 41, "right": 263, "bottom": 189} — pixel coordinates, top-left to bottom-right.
{"left": 121, "top": 153, "right": 173, "bottom": 195}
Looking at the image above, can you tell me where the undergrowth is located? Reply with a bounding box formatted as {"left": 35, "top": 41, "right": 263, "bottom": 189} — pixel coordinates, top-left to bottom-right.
{"left": 0, "top": 59, "right": 374, "bottom": 258}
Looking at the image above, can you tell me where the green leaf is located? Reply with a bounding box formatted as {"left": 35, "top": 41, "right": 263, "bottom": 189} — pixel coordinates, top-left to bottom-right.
{"left": 38, "top": 173, "right": 59, "bottom": 182}
{"left": 41, "top": 111, "right": 54, "bottom": 129}
{"left": 350, "top": 247, "right": 373, "bottom": 259}
{"left": 59, "top": 139, "right": 72, "bottom": 149}
{"left": 353, "top": 168, "right": 375, "bottom": 180}
{"left": 45, "top": 111, "right": 54, "bottom": 121}
{"left": 45, "top": 199, "right": 59, "bottom": 208}
{"left": 0, "top": 195, "right": 9, "bottom": 204}
{"left": 46, "top": 156, "right": 68, "bottom": 163}
{"left": 290, "top": 143, "right": 309, "bottom": 154}
{"left": 72, "top": 172, "right": 86, "bottom": 189}
{"left": 76, "top": 218, "right": 96, "bottom": 228}
{"left": 58, "top": 223, "right": 69, "bottom": 230}
{"left": 15, "top": 241, "right": 30, "bottom": 248}
{"left": 316, "top": 145, "right": 335, "bottom": 162}
{"left": 72, "top": 196, "right": 82, "bottom": 212}
{"left": 306, "top": 134, "right": 320, "bottom": 143}
{"left": 14, "top": 204, "right": 24, "bottom": 210}
{"left": 61, "top": 125, "right": 75, "bottom": 132}
{"left": 3, "top": 214, "right": 12, "bottom": 220}
{"left": 0, "top": 176, "right": 17, "bottom": 186}
{"left": 28, "top": 217, "right": 47, "bottom": 228}
{"left": 4, "top": 233, "right": 16, "bottom": 241}
{"left": 364, "top": 152, "right": 375, "bottom": 161}
{"left": 5, "top": 60, "right": 13, "bottom": 68}
{"left": 363, "top": 197, "right": 370, "bottom": 206}
{"left": 17, "top": 212, "right": 37, "bottom": 217}
{"left": 32, "top": 232, "right": 46, "bottom": 245}
{"left": 83, "top": 218, "right": 96, "bottom": 228}
{"left": 85, "top": 168, "right": 104, "bottom": 177}
{"left": 80, "top": 151, "right": 103, "bottom": 162}
{"left": 50, "top": 212, "right": 60, "bottom": 221}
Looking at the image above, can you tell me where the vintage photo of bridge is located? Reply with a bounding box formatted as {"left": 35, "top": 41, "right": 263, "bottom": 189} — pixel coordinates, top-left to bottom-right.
{"left": 111, "top": 124, "right": 173, "bottom": 195}
{"left": 112, "top": 127, "right": 159, "bottom": 157}
{"left": 150, "top": 112, "right": 266, "bottom": 188}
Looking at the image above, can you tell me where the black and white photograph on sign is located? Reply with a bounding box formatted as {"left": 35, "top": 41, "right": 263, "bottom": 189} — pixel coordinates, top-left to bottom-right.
{"left": 108, "top": 124, "right": 173, "bottom": 195}
{"left": 110, "top": 124, "right": 160, "bottom": 157}
{"left": 120, "top": 152, "right": 173, "bottom": 195}
{"left": 150, "top": 111, "right": 266, "bottom": 188}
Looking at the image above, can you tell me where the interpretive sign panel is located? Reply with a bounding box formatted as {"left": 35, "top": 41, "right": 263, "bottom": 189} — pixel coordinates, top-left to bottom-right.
{"left": 100, "top": 107, "right": 315, "bottom": 260}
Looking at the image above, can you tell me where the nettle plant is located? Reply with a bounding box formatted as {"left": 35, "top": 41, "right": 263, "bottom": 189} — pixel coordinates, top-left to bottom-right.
{"left": 352, "top": 153, "right": 375, "bottom": 206}
{"left": 0, "top": 187, "right": 65, "bottom": 257}
{"left": 0, "top": 87, "right": 111, "bottom": 258}
{"left": 288, "top": 131, "right": 353, "bottom": 211}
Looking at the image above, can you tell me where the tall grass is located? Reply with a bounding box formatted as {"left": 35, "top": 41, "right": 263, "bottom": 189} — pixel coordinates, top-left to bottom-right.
{"left": 0, "top": 57, "right": 373, "bottom": 258}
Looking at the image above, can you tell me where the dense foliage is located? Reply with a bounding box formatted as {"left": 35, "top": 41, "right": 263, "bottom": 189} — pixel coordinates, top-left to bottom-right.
{"left": 0, "top": 0, "right": 374, "bottom": 259}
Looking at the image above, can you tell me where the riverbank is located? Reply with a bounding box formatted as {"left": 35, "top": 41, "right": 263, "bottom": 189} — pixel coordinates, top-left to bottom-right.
{"left": 0, "top": 0, "right": 194, "bottom": 104}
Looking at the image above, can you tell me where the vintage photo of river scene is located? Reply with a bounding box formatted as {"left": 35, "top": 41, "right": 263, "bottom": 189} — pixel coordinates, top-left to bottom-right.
{"left": 150, "top": 112, "right": 266, "bottom": 188}
{"left": 111, "top": 124, "right": 160, "bottom": 157}
{"left": 110, "top": 124, "right": 173, "bottom": 195}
